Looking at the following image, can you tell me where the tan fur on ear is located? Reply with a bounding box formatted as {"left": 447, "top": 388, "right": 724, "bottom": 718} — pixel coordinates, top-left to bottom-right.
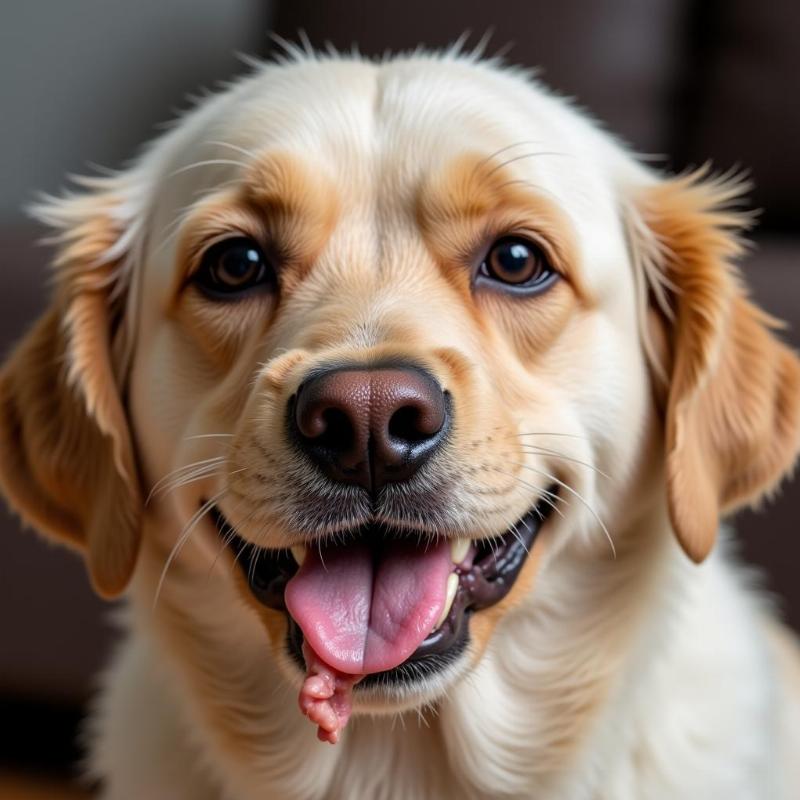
{"left": 0, "top": 185, "right": 142, "bottom": 596}
{"left": 637, "top": 169, "right": 800, "bottom": 562}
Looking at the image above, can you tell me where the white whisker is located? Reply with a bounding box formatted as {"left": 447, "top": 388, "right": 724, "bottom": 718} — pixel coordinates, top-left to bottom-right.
{"left": 484, "top": 150, "right": 569, "bottom": 179}
{"left": 508, "top": 431, "right": 588, "bottom": 440}
{"left": 147, "top": 456, "right": 227, "bottom": 504}
{"left": 489, "top": 466, "right": 566, "bottom": 522}
{"left": 207, "top": 491, "right": 258, "bottom": 578}
{"left": 168, "top": 158, "right": 249, "bottom": 178}
{"left": 204, "top": 140, "right": 261, "bottom": 160}
{"left": 518, "top": 445, "right": 609, "bottom": 479}
{"left": 153, "top": 488, "right": 229, "bottom": 609}
{"left": 510, "top": 462, "right": 616, "bottom": 558}
{"left": 154, "top": 463, "right": 226, "bottom": 495}
{"left": 153, "top": 468, "right": 230, "bottom": 504}
{"left": 507, "top": 519, "right": 528, "bottom": 554}
{"left": 471, "top": 140, "right": 544, "bottom": 175}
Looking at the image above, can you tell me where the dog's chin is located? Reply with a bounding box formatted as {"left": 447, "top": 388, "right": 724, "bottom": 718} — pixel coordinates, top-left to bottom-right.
{"left": 209, "top": 488, "right": 557, "bottom": 710}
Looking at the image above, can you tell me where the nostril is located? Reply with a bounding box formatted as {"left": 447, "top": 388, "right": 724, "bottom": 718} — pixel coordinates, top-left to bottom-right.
{"left": 295, "top": 393, "right": 356, "bottom": 451}
{"left": 388, "top": 404, "right": 442, "bottom": 443}
{"left": 312, "top": 407, "right": 354, "bottom": 452}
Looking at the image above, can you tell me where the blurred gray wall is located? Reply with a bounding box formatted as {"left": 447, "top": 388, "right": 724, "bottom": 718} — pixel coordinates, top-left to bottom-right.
{"left": 0, "top": 0, "right": 272, "bottom": 230}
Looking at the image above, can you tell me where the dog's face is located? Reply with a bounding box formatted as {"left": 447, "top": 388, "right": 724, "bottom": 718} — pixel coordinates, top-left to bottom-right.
{"left": 2, "top": 55, "right": 799, "bottom": 722}
{"left": 127, "top": 58, "right": 655, "bottom": 706}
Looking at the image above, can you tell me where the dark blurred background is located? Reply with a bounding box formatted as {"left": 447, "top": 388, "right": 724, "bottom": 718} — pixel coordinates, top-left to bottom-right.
{"left": 1, "top": 1, "right": 798, "bottom": 795}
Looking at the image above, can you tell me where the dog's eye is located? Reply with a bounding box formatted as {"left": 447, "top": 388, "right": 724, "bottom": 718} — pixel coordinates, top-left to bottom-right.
{"left": 479, "top": 237, "right": 555, "bottom": 291}
{"left": 193, "top": 238, "right": 274, "bottom": 298}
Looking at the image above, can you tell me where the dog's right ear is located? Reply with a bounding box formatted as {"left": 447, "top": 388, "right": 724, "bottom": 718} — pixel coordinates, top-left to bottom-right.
{"left": 0, "top": 179, "right": 143, "bottom": 597}
{"left": 623, "top": 166, "right": 800, "bottom": 563}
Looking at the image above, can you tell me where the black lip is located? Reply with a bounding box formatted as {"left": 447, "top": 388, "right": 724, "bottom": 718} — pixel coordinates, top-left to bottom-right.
{"left": 210, "top": 488, "right": 557, "bottom": 687}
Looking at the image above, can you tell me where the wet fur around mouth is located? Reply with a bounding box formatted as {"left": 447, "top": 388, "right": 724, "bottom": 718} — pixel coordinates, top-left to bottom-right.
{"left": 209, "top": 486, "right": 558, "bottom": 686}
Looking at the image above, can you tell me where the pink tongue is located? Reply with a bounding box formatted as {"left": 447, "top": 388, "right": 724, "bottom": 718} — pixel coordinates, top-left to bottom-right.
{"left": 285, "top": 538, "right": 452, "bottom": 675}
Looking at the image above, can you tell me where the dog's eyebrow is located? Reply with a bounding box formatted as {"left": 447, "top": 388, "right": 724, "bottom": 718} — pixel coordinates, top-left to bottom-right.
{"left": 168, "top": 153, "right": 340, "bottom": 304}
{"left": 242, "top": 152, "right": 340, "bottom": 263}
{"left": 416, "top": 152, "right": 588, "bottom": 299}
{"left": 243, "top": 153, "right": 338, "bottom": 218}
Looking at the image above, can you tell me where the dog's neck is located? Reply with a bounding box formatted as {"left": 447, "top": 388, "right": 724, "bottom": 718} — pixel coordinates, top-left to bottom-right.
{"left": 118, "top": 499, "right": 697, "bottom": 800}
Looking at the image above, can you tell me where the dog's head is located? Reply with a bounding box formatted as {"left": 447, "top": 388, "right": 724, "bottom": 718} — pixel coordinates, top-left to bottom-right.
{"left": 2, "top": 54, "right": 799, "bottom": 713}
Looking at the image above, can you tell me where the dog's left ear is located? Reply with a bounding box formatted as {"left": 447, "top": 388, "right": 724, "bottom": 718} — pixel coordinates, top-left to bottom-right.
{"left": 0, "top": 178, "right": 143, "bottom": 596}
{"left": 627, "top": 167, "right": 800, "bottom": 562}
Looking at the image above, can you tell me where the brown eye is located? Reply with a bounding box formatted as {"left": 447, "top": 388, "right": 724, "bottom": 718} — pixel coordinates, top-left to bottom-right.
{"left": 194, "top": 237, "right": 275, "bottom": 298}
{"left": 479, "top": 237, "right": 555, "bottom": 292}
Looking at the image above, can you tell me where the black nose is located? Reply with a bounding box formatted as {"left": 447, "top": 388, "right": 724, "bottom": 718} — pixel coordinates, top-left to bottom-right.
{"left": 292, "top": 365, "right": 449, "bottom": 493}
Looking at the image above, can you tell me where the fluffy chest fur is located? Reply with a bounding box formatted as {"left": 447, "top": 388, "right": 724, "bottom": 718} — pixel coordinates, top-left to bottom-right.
{"left": 88, "top": 523, "right": 798, "bottom": 800}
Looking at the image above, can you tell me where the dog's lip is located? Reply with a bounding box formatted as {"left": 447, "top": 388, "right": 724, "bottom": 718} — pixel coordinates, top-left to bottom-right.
{"left": 209, "top": 487, "right": 557, "bottom": 685}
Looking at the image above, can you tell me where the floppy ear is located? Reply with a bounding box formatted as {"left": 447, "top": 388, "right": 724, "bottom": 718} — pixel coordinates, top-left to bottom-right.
{"left": 0, "top": 180, "right": 143, "bottom": 597}
{"left": 630, "top": 168, "right": 800, "bottom": 562}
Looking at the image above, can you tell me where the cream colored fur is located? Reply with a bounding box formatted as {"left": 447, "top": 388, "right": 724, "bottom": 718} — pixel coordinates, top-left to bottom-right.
{"left": 2, "top": 48, "right": 799, "bottom": 799}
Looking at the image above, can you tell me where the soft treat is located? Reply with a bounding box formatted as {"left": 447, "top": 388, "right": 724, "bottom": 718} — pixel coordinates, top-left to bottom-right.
{"left": 297, "top": 642, "right": 362, "bottom": 744}
{"left": 286, "top": 538, "right": 452, "bottom": 741}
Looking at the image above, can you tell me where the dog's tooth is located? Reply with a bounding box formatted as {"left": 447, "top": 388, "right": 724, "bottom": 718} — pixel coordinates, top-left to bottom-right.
{"left": 450, "top": 538, "right": 471, "bottom": 565}
{"left": 290, "top": 545, "right": 307, "bottom": 566}
{"left": 435, "top": 573, "right": 459, "bottom": 630}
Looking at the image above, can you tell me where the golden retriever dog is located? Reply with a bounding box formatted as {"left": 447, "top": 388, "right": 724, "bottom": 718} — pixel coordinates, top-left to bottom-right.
{"left": 2, "top": 47, "right": 800, "bottom": 799}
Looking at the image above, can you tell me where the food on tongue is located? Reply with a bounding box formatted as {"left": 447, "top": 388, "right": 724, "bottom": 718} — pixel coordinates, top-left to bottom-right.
{"left": 298, "top": 642, "right": 361, "bottom": 744}
{"left": 285, "top": 536, "right": 453, "bottom": 741}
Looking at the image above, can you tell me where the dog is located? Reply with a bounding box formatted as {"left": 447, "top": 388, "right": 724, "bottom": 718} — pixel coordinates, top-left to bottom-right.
{"left": 2, "top": 47, "right": 799, "bottom": 799}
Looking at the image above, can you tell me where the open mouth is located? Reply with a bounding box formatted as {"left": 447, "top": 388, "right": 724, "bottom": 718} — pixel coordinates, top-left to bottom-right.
{"left": 210, "top": 487, "right": 557, "bottom": 689}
